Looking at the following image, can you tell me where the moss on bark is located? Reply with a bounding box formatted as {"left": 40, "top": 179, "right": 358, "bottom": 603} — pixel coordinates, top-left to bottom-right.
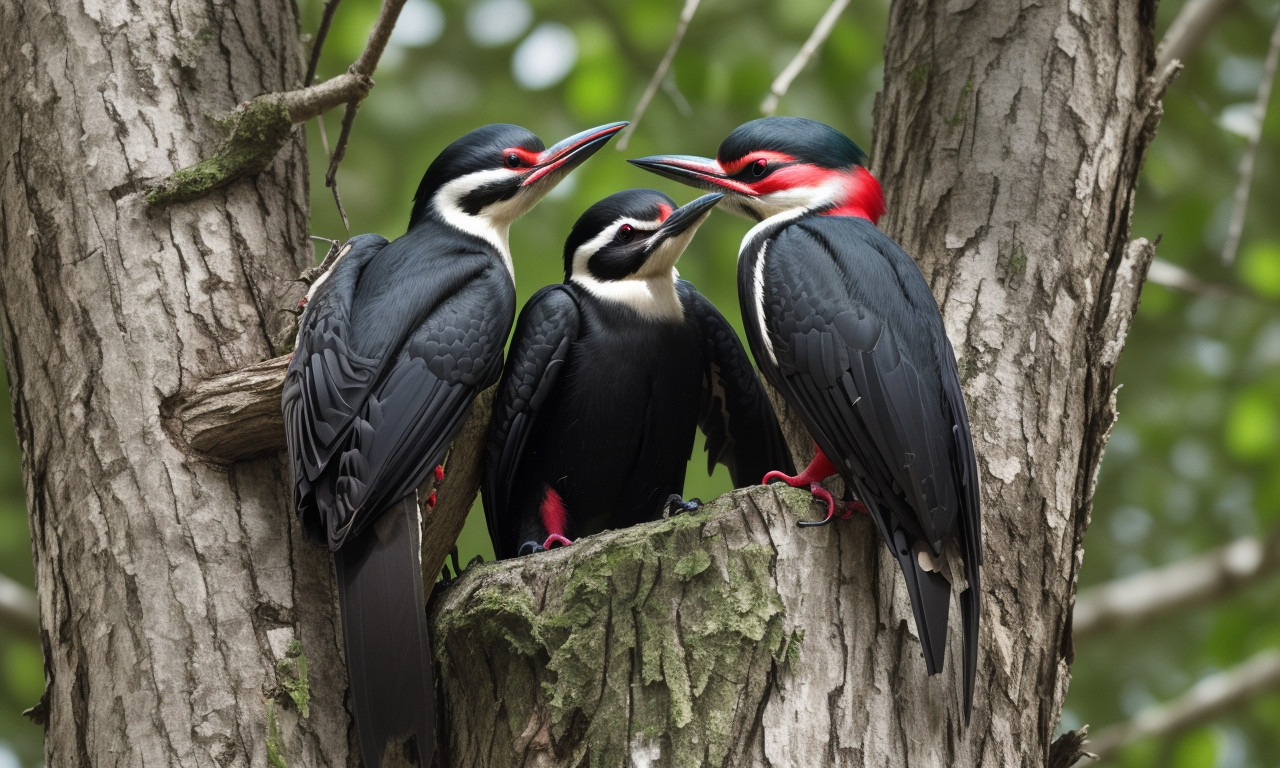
{"left": 431, "top": 487, "right": 797, "bottom": 767}
{"left": 146, "top": 97, "right": 293, "bottom": 205}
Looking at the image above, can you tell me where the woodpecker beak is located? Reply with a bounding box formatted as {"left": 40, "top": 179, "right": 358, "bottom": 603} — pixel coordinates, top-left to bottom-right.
{"left": 628, "top": 155, "right": 757, "bottom": 197}
{"left": 524, "top": 121, "right": 628, "bottom": 187}
{"left": 638, "top": 192, "right": 723, "bottom": 274}
{"left": 647, "top": 192, "right": 723, "bottom": 251}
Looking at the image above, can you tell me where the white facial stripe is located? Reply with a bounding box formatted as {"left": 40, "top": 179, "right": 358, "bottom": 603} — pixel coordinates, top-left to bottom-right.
{"left": 570, "top": 216, "right": 661, "bottom": 278}
{"left": 433, "top": 167, "right": 526, "bottom": 280}
{"left": 643, "top": 228, "right": 697, "bottom": 277}
{"left": 732, "top": 173, "right": 851, "bottom": 223}
{"left": 571, "top": 269, "right": 683, "bottom": 321}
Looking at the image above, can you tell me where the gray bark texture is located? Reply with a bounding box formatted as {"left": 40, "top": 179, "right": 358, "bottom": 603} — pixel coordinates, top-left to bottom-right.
{"left": 430, "top": 2, "right": 1165, "bottom": 768}
{"left": 0, "top": 0, "right": 1166, "bottom": 766}
{"left": 0, "top": 1, "right": 355, "bottom": 766}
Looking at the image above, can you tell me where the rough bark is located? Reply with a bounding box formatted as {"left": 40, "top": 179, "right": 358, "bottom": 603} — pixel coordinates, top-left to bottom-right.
{"left": 0, "top": 1, "right": 353, "bottom": 766}
{"left": 1, "top": 0, "right": 1166, "bottom": 765}
{"left": 430, "top": 1, "right": 1165, "bottom": 767}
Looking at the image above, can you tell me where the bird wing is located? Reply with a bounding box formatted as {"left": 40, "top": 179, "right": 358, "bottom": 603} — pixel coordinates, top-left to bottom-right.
{"left": 482, "top": 284, "right": 581, "bottom": 559}
{"left": 742, "top": 216, "right": 974, "bottom": 679}
{"left": 745, "top": 217, "right": 962, "bottom": 547}
{"left": 283, "top": 234, "right": 389, "bottom": 532}
{"left": 329, "top": 262, "right": 516, "bottom": 548}
{"left": 678, "top": 280, "right": 795, "bottom": 486}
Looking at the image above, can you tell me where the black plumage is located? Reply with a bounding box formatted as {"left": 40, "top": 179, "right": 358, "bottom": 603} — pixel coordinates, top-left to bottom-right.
{"left": 482, "top": 189, "right": 792, "bottom": 559}
{"left": 282, "top": 121, "right": 624, "bottom": 766}
{"left": 630, "top": 117, "right": 982, "bottom": 721}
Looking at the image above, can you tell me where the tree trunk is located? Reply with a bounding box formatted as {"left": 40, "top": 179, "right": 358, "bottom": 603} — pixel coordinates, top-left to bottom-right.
{"left": 2, "top": 0, "right": 1167, "bottom": 765}
{"left": 429, "top": 1, "right": 1165, "bottom": 766}
{"left": 0, "top": 1, "right": 352, "bottom": 765}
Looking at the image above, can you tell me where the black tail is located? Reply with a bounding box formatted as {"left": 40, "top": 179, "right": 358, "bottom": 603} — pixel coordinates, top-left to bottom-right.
{"left": 890, "top": 528, "right": 951, "bottom": 680}
{"left": 335, "top": 495, "right": 435, "bottom": 768}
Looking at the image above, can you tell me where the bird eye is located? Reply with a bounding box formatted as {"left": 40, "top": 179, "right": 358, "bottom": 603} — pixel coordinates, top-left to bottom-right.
{"left": 505, "top": 153, "right": 522, "bottom": 168}
{"left": 752, "top": 158, "right": 768, "bottom": 176}
{"left": 617, "top": 224, "right": 635, "bottom": 243}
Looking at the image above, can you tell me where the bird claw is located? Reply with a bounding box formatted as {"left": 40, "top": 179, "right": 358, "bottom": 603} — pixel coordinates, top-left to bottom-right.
{"left": 517, "top": 541, "right": 545, "bottom": 556}
{"left": 664, "top": 494, "right": 702, "bottom": 518}
{"left": 794, "top": 483, "right": 866, "bottom": 527}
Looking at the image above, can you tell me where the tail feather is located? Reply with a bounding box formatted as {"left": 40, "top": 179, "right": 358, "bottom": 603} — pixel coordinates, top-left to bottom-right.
{"left": 890, "top": 528, "right": 950, "bottom": 677}
{"left": 335, "top": 495, "right": 435, "bottom": 768}
{"left": 960, "top": 583, "right": 979, "bottom": 723}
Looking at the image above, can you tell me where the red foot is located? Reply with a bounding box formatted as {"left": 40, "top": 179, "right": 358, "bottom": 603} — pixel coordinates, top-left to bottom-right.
{"left": 763, "top": 444, "right": 839, "bottom": 487}
{"left": 297, "top": 296, "right": 308, "bottom": 308}
{"left": 764, "top": 444, "right": 867, "bottom": 526}
{"left": 542, "top": 533, "right": 574, "bottom": 549}
{"left": 426, "top": 491, "right": 437, "bottom": 508}
{"left": 434, "top": 464, "right": 445, "bottom": 482}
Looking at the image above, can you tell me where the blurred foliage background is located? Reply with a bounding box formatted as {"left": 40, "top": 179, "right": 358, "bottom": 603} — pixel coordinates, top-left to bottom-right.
{"left": 2, "top": 0, "right": 1278, "bottom": 765}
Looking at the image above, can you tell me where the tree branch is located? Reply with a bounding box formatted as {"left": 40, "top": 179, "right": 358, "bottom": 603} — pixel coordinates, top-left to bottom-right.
{"left": 160, "top": 353, "right": 490, "bottom": 587}
{"left": 760, "top": 0, "right": 852, "bottom": 116}
{"left": 1156, "top": 0, "right": 1241, "bottom": 73}
{"left": 146, "top": 0, "right": 407, "bottom": 206}
{"left": 614, "top": 0, "right": 701, "bottom": 151}
{"left": 304, "top": 0, "right": 344, "bottom": 86}
{"left": 1072, "top": 529, "right": 1280, "bottom": 642}
{"left": 0, "top": 572, "right": 38, "bottom": 640}
{"left": 1074, "top": 650, "right": 1280, "bottom": 765}
{"left": 1145, "top": 257, "right": 1237, "bottom": 297}
{"left": 1220, "top": 11, "right": 1280, "bottom": 266}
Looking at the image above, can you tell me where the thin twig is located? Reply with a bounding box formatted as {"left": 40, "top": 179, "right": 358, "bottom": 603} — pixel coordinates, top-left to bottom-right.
{"left": 1144, "top": 258, "right": 1235, "bottom": 297}
{"left": 0, "top": 572, "right": 39, "bottom": 640}
{"left": 1156, "top": 0, "right": 1241, "bottom": 73}
{"left": 661, "top": 73, "right": 693, "bottom": 117}
{"left": 615, "top": 0, "right": 701, "bottom": 151}
{"left": 761, "top": 0, "right": 852, "bottom": 116}
{"left": 305, "top": 0, "right": 345, "bottom": 86}
{"left": 280, "top": 72, "right": 373, "bottom": 123}
{"left": 1073, "top": 529, "right": 1280, "bottom": 642}
{"left": 322, "top": 0, "right": 411, "bottom": 227}
{"left": 1073, "top": 650, "right": 1280, "bottom": 766}
{"left": 1221, "top": 12, "right": 1280, "bottom": 266}
{"left": 350, "top": 0, "right": 410, "bottom": 78}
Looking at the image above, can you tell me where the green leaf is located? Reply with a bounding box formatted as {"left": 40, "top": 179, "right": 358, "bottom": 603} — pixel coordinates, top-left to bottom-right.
{"left": 1224, "top": 389, "right": 1277, "bottom": 462}
{"left": 1239, "top": 241, "right": 1280, "bottom": 298}
{"left": 1172, "top": 726, "right": 1218, "bottom": 768}
{"left": 3, "top": 642, "right": 43, "bottom": 704}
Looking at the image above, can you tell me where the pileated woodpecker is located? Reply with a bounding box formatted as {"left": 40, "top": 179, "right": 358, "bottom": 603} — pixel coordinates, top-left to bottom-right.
{"left": 282, "top": 121, "right": 625, "bottom": 766}
{"left": 482, "top": 188, "right": 794, "bottom": 559}
{"left": 630, "top": 116, "right": 982, "bottom": 720}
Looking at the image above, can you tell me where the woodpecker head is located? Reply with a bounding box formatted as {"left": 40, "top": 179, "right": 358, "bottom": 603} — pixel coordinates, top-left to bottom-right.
{"left": 629, "top": 116, "right": 884, "bottom": 223}
{"left": 410, "top": 121, "right": 627, "bottom": 231}
{"left": 563, "top": 189, "right": 722, "bottom": 288}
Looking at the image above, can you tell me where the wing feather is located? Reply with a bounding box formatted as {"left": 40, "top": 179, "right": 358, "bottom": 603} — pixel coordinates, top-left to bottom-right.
{"left": 482, "top": 285, "right": 581, "bottom": 559}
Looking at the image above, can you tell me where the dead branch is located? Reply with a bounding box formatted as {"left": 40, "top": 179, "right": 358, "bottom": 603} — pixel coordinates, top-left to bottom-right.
{"left": 147, "top": 0, "right": 409, "bottom": 205}
{"left": 1156, "top": 0, "right": 1241, "bottom": 72}
{"left": 1221, "top": 12, "right": 1280, "bottom": 265}
{"left": 1073, "top": 529, "right": 1280, "bottom": 642}
{"left": 760, "top": 0, "right": 853, "bottom": 116}
{"left": 614, "top": 0, "right": 701, "bottom": 151}
{"left": 0, "top": 572, "right": 38, "bottom": 640}
{"left": 1074, "top": 650, "right": 1280, "bottom": 765}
